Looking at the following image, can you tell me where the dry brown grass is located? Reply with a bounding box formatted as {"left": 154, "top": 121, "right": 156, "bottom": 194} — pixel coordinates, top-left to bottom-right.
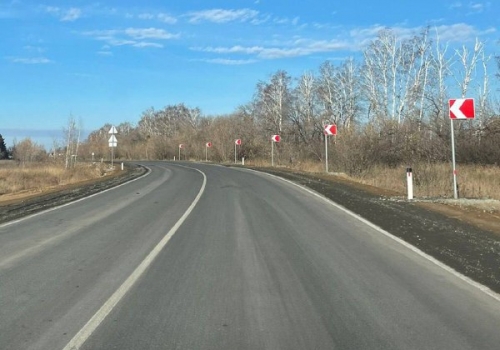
{"left": 354, "top": 163, "right": 500, "bottom": 200}
{"left": 244, "top": 159, "right": 500, "bottom": 201}
{"left": 0, "top": 161, "right": 109, "bottom": 197}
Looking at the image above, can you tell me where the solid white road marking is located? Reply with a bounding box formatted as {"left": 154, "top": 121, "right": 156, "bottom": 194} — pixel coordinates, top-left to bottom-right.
{"left": 62, "top": 166, "right": 207, "bottom": 350}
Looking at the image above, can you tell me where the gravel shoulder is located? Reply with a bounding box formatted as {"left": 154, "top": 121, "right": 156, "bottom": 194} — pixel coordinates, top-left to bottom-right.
{"left": 1, "top": 162, "right": 499, "bottom": 295}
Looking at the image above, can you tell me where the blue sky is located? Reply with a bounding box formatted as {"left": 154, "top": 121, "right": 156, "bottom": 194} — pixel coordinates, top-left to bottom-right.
{"left": 1, "top": 0, "right": 498, "bottom": 149}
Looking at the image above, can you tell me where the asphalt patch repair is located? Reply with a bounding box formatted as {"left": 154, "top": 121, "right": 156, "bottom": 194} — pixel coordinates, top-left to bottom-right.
{"left": 1, "top": 163, "right": 499, "bottom": 295}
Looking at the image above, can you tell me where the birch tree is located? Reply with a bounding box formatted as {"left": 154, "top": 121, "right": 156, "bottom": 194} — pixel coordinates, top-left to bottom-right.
{"left": 254, "top": 70, "right": 292, "bottom": 134}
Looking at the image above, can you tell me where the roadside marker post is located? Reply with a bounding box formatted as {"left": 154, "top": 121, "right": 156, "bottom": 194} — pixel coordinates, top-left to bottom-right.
{"left": 449, "top": 98, "right": 475, "bottom": 199}
{"left": 407, "top": 167, "right": 413, "bottom": 200}
{"left": 234, "top": 139, "right": 241, "bottom": 163}
{"left": 271, "top": 135, "right": 280, "bottom": 166}
{"left": 108, "top": 126, "right": 118, "bottom": 168}
{"left": 324, "top": 124, "right": 337, "bottom": 173}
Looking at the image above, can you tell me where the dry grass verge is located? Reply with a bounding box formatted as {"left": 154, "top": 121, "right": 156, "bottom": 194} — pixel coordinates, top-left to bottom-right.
{"left": 0, "top": 161, "right": 114, "bottom": 201}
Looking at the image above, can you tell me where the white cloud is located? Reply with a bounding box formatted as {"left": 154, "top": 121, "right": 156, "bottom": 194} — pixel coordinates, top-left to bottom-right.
{"left": 194, "top": 45, "right": 264, "bottom": 54}
{"left": 193, "top": 38, "right": 352, "bottom": 61}
{"left": 45, "top": 6, "right": 82, "bottom": 22}
{"left": 200, "top": 58, "right": 257, "bottom": 65}
{"left": 83, "top": 27, "right": 179, "bottom": 49}
{"left": 124, "top": 27, "right": 177, "bottom": 40}
{"left": 432, "top": 23, "right": 480, "bottom": 42}
{"left": 187, "top": 8, "right": 258, "bottom": 24}
{"left": 158, "top": 13, "right": 177, "bottom": 24}
{"left": 61, "top": 8, "right": 81, "bottom": 21}
{"left": 45, "top": 6, "right": 59, "bottom": 14}
{"left": 138, "top": 13, "right": 154, "bottom": 20}
{"left": 11, "top": 57, "right": 52, "bottom": 64}
{"left": 97, "top": 51, "right": 113, "bottom": 56}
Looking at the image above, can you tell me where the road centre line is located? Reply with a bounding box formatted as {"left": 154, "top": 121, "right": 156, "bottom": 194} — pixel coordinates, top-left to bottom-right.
{"left": 62, "top": 165, "right": 207, "bottom": 350}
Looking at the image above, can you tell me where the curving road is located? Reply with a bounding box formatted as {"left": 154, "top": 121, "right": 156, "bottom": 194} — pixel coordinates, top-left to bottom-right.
{"left": 1, "top": 162, "right": 499, "bottom": 350}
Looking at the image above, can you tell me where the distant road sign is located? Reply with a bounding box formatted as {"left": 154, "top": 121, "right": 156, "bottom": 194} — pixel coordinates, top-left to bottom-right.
{"left": 206, "top": 142, "right": 212, "bottom": 148}
{"left": 235, "top": 139, "right": 242, "bottom": 145}
{"left": 449, "top": 98, "right": 475, "bottom": 119}
{"left": 108, "top": 126, "right": 118, "bottom": 134}
{"left": 108, "top": 135, "right": 117, "bottom": 147}
{"left": 324, "top": 124, "right": 337, "bottom": 135}
{"left": 179, "top": 144, "right": 184, "bottom": 149}
{"left": 271, "top": 135, "right": 281, "bottom": 142}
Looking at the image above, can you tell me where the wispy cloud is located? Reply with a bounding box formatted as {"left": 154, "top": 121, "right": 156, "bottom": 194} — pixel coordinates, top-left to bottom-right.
{"left": 83, "top": 27, "right": 179, "bottom": 48}
{"left": 10, "top": 57, "right": 53, "bottom": 64}
{"left": 44, "top": 6, "right": 82, "bottom": 21}
{"left": 193, "top": 38, "right": 352, "bottom": 60}
{"left": 137, "top": 12, "right": 177, "bottom": 24}
{"left": 187, "top": 8, "right": 259, "bottom": 24}
{"left": 61, "top": 8, "right": 81, "bottom": 21}
{"left": 199, "top": 58, "right": 257, "bottom": 65}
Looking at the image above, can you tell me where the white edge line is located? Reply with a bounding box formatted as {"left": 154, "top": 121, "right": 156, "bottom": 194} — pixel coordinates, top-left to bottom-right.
{"left": 0, "top": 165, "right": 151, "bottom": 229}
{"left": 62, "top": 166, "right": 207, "bottom": 350}
{"left": 243, "top": 168, "right": 500, "bottom": 303}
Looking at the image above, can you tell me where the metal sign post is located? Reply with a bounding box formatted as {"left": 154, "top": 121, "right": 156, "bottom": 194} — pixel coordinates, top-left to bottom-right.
{"left": 205, "top": 142, "right": 212, "bottom": 162}
{"left": 271, "top": 135, "right": 280, "bottom": 166}
{"left": 450, "top": 119, "right": 458, "bottom": 199}
{"left": 108, "top": 128, "right": 117, "bottom": 168}
{"left": 323, "top": 125, "right": 337, "bottom": 173}
{"left": 234, "top": 139, "right": 241, "bottom": 164}
{"left": 271, "top": 140, "right": 274, "bottom": 167}
{"left": 325, "top": 132, "right": 328, "bottom": 173}
{"left": 448, "top": 98, "right": 475, "bottom": 199}
{"left": 178, "top": 144, "right": 183, "bottom": 161}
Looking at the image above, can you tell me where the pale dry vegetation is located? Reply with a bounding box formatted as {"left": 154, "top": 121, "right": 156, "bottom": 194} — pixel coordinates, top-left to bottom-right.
{"left": 0, "top": 160, "right": 109, "bottom": 198}
{"left": 354, "top": 163, "right": 500, "bottom": 200}
{"left": 244, "top": 158, "right": 500, "bottom": 201}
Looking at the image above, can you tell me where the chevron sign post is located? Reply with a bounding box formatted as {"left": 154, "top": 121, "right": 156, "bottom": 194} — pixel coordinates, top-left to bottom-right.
{"left": 449, "top": 98, "right": 475, "bottom": 119}
{"left": 271, "top": 135, "right": 280, "bottom": 167}
{"left": 449, "top": 98, "right": 475, "bottom": 199}
{"left": 324, "top": 125, "right": 337, "bottom": 173}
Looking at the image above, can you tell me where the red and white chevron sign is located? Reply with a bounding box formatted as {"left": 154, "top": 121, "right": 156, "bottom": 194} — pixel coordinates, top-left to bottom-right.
{"left": 449, "top": 98, "right": 475, "bottom": 119}
{"left": 324, "top": 124, "right": 337, "bottom": 135}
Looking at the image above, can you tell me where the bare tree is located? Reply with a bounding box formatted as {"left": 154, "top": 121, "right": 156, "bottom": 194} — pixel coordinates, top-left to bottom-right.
{"left": 63, "top": 115, "right": 80, "bottom": 169}
{"left": 254, "top": 70, "right": 292, "bottom": 134}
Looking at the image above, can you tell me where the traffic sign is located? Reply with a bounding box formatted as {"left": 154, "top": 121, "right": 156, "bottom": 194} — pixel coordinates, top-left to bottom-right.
{"left": 179, "top": 144, "right": 184, "bottom": 149}
{"left": 108, "top": 126, "right": 118, "bottom": 134}
{"left": 206, "top": 142, "right": 212, "bottom": 148}
{"left": 271, "top": 135, "right": 281, "bottom": 142}
{"left": 235, "top": 139, "right": 242, "bottom": 145}
{"left": 449, "top": 98, "right": 475, "bottom": 119}
{"left": 324, "top": 124, "right": 337, "bottom": 135}
{"left": 108, "top": 135, "right": 117, "bottom": 147}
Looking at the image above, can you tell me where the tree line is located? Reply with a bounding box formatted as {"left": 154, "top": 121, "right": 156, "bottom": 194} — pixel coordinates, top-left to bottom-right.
{"left": 10, "top": 28, "right": 500, "bottom": 175}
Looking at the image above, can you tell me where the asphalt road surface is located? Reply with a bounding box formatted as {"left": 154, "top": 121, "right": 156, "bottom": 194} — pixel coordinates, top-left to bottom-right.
{"left": 1, "top": 162, "right": 500, "bottom": 350}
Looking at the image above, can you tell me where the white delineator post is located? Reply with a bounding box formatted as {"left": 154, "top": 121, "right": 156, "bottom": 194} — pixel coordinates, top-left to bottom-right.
{"left": 407, "top": 167, "right": 413, "bottom": 200}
